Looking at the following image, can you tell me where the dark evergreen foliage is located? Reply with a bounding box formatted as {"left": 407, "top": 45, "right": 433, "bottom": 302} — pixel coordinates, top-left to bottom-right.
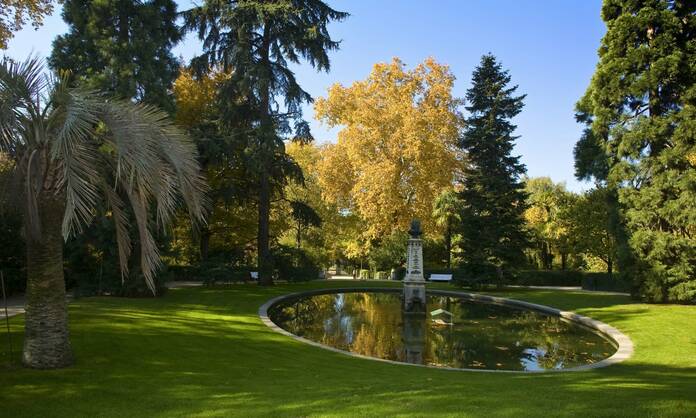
{"left": 183, "top": 0, "right": 347, "bottom": 285}
{"left": 457, "top": 54, "right": 529, "bottom": 281}
{"left": 50, "top": 0, "right": 182, "bottom": 111}
{"left": 575, "top": 0, "right": 696, "bottom": 303}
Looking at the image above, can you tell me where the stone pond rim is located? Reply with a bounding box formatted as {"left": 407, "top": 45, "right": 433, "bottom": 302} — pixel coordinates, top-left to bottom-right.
{"left": 258, "top": 287, "right": 635, "bottom": 373}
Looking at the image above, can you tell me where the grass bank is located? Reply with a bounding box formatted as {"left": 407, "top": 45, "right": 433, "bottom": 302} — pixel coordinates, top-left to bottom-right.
{"left": 2, "top": 281, "right": 695, "bottom": 417}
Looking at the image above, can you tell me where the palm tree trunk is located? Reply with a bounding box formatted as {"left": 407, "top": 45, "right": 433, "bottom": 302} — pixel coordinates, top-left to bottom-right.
{"left": 22, "top": 197, "right": 73, "bottom": 369}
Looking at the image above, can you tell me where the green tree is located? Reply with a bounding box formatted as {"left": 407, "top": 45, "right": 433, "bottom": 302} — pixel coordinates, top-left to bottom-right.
{"left": 567, "top": 187, "right": 617, "bottom": 275}
{"left": 576, "top": 0, "right": 696, "bottom": 302}
{"left": 184, "top": 0, "right": 347, "bottom": 285}
{"left": 50, "top": 0, "right": 181, "bottom": 110}
{"left": 457, "top": 54, "right": 529, "bottom": 280}
{"left": 0, "top": 58, "right": 205, "bottom": 368}
{"left": 523, "top": 177, "right": 574, "bottom": 270}
{"left": 368, "top": 231, "right": 408, "bottom": 273}
{"left": 279, "top": 142, "right": 326, "bottom": 255}
{"left": 432, "top": 189, "right": 462, "bottom": 269}
{"left": 172, "top": 68, "right": 257, "bottom": 263}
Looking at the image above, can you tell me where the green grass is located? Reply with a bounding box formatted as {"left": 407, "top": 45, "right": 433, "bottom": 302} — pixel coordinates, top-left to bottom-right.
{"left": 2, "top": 281, "right": 695, "bottom": 417}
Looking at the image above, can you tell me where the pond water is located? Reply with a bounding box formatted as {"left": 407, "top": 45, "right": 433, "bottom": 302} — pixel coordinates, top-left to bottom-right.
{"left": 268, "top": 291, "right": 617, "bottom": 371}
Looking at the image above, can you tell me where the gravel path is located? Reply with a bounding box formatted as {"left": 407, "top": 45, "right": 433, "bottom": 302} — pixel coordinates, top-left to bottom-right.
{"left": 1, "top": 294, "right": 25, "bottom": 319}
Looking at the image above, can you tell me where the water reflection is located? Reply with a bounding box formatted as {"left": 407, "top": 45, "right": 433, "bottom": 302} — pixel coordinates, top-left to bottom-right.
{"left": 269, "top": 292, "right": 617, "bottom": 371}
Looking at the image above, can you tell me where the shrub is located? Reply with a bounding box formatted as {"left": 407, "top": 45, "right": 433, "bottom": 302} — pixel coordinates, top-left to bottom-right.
{"left": 273, "top": 245, "right": 321, "bottom": 282}
{"left": 451, "top": 262, "right": 510, "bottom": 288}
{"left": 368, "top": 231, "right": 407, "bottom": 272}
{"left": 514, "top": 270, "right": 584, "bottom": 287}
{"left": 581, "top": 273, "right": 632, "bottom": 293}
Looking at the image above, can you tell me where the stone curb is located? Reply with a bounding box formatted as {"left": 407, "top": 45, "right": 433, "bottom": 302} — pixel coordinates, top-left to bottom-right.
{"left": 258, "top": 287, "right": 634, "bottom": 374}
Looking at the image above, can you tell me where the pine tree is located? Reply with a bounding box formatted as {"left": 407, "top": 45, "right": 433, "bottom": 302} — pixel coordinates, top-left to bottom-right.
{"left": 184, "top": 0, "right": 348, "bottom": 285}
{"left": 457, "top": 54, "right": 529, "bottom": 282}
{"left": 50, "top": 0, "right": 181, "bottom": 111}
{"left": 576, "top": 0, "right": 696, "bottom": 303}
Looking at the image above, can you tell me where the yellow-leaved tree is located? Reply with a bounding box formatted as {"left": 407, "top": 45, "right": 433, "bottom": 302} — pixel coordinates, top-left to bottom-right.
{"left": 1, "top": 0, "right": 55, "bottom": 49}
{"left": 173, "top": 68, "right": 229, "bottom": 129}
{"left": 315, "top": 57, "right": 463, "bottom": 240}
{"left": 280, "top": 142, "right": 362, "bottom": 266}
{"left": 171, "top": 68, "right": 258, "bottom": 264}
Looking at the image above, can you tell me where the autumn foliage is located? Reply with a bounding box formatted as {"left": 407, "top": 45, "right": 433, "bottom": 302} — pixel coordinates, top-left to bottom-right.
{"left": 315, "top": 58, "right": 463, "bottom": 240}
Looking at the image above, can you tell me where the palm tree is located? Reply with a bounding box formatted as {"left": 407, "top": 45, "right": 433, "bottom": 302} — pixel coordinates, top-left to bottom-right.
{"left": 432, "top": 189, "right": 462, "bottom": 269}
{"left": 0, "top": 57, "right": 206, "bottom": 369}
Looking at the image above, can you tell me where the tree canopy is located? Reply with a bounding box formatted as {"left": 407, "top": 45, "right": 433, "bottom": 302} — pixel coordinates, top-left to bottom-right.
{"left": 315, "top": 58, "right": 463, "bottom": 240}
{"left": 576, "top": 0, "right": 696, "bottom": 302}
{"left": 0, "top": 0, "right": 55, "bottom": 49}
{"left": 50, "top": 0, "right": 182, "bottom": 110}
{"left": 184, "top": 0, "right": 348, "bottom": 285}
{"left": 457, "top": 54, "right": 528, "bottom": 279}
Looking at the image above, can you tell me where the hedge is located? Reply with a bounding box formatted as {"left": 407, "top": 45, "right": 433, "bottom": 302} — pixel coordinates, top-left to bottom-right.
{"left": 581, "top": 273, "right": 632, "bottom": 293}
{"left": 426, "top": 268, "right": 630, "bottom": 292}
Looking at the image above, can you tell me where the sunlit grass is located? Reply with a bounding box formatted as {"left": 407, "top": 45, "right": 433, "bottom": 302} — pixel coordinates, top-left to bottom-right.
{"left": 2, "top": 281, "right": 695, "bottom": 417}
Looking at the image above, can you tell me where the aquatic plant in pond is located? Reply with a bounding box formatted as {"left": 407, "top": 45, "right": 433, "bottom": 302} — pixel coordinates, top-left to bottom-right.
{"left": 269, "top": 292, "right": 617, "bottom": 371}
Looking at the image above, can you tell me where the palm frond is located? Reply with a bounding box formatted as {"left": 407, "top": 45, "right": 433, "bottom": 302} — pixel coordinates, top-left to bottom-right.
{"left": 96, "top": 99, "right": 207, "bottom": 293}
{"left": 2, "top": 57, "right": 208, "bottom": 296}
{"left": 125, "top": 184, "right": 161, "bottom": 292}
{"left": 102, "top": 183, "right": 132, "bottom": 282}
{"left": 48, "top": 83, "right": 102, "bottom": 237}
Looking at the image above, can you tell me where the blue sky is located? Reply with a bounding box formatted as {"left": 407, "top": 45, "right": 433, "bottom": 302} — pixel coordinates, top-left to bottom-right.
{"left": 4, "top": 0, "right": 605, "bottom": 191}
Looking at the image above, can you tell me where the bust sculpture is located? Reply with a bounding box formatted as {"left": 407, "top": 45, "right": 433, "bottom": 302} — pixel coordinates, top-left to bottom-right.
{"left": 408, "top": 219, "right": 422, "bottom": 239}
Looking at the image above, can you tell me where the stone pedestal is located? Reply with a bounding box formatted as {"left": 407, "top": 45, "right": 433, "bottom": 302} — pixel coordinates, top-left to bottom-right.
{"left": 403, "top": 220, "right": 426, "bottom": 315}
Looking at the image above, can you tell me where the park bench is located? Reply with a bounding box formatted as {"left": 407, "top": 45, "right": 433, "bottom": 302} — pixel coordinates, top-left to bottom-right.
{"left": 429, "top": 273, "right": 452, "bottom": 282}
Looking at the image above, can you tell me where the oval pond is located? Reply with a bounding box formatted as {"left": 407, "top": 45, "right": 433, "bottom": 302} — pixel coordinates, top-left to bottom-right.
{"left": 268, "top": 291, "right": 618, "bottom": 371}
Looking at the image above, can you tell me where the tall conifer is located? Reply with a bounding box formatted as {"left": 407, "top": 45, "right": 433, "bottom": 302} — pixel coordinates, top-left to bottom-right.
{"left": 576, "top": 0, "right": 696, "bottom": 302}
{"left": 184, "top": 0, "right": 347, "bottom": 285}
{"left": 50, "top": 0, "right": 181, "bottom": 111}
{"left": 458, "top": 54, "right": 529, "bottom": 281}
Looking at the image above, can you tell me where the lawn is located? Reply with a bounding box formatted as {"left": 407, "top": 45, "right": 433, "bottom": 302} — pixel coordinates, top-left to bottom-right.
{"left": 2, "top": 281, "right": 695, "bottom": 417}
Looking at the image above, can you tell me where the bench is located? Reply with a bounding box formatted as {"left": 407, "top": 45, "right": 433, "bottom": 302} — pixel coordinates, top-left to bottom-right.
{"left": 429, "top": 274, "right": 453, "bottom": 282}
{"left": 250, "top": 271, "right": 259, "bottom": 280}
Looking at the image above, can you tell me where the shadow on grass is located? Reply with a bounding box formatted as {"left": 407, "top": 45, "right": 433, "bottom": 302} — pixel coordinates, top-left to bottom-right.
{"left": 1, "top": 284, "right": 694, "bottom": 417}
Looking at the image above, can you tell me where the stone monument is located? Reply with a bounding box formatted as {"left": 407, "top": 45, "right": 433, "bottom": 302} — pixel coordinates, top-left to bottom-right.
{"left": 403, "top": 219, "right": 426, "bottom": 315}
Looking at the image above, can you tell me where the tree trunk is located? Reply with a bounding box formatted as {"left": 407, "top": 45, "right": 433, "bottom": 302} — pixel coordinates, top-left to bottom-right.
{"left": 199, "top": 226, "right": 210, "bottom": 262}
{"left": 607, "top": 257, "right": 613, "bottom": 277}
{"left": 258, "top": 173, "right": 273, "bottom": 285}
{"left": 257, "top": 22, "right": 274, "bottom": 286}
{"left": 445, "top": 222, "right": 452, "bottom": 270}
{"left": 561, "top": 252, "right": 567, "bottom": 270}
{"left": 22, "top": 197, "right": 73, "bottom": 369}
{"left": 296, "top": 221, "right": 302, "bottom": 249}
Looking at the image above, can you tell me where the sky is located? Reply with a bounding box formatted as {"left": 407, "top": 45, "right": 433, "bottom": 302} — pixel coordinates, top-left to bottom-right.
{"left": 4, "top": 0, "right": 606, "bottom": 192}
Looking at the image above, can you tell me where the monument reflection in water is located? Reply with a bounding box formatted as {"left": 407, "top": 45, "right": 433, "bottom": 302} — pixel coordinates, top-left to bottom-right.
{"left": 269, "top": 219, "right": 617, "bottom": 371}
{"left": 269, "top": 292, "right": 617, "bottom": 371}
{"left": 402, "top": 219, "right": 427, "bottom": 363}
